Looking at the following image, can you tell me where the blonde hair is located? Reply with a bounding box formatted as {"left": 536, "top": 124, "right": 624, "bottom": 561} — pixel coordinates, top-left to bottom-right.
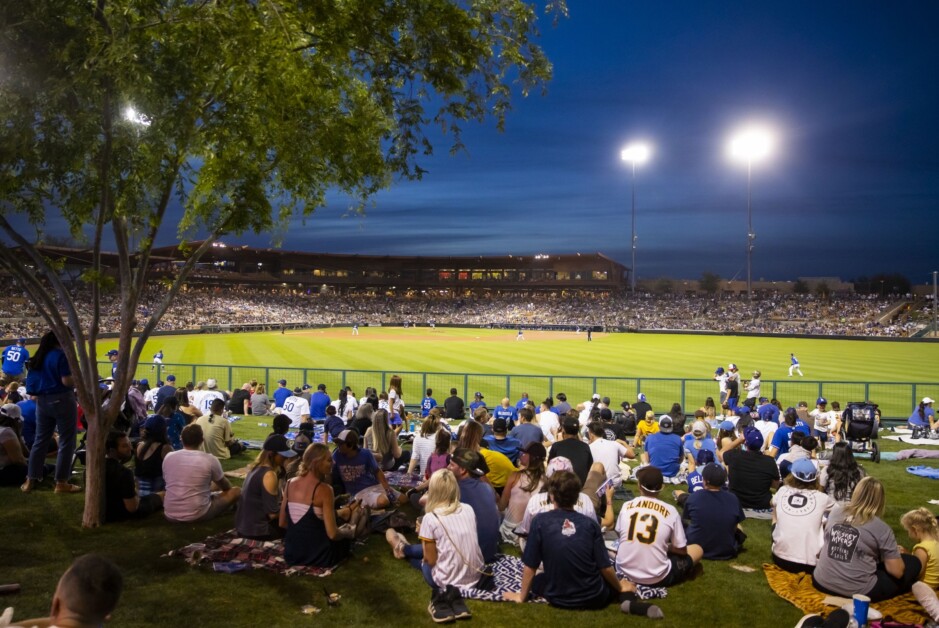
{"left": 901, "top": 507, "right": 939, "bottom": 539}
{"left": 424, "top": 469, "right": 460, "bottom": 516}
{"left": 255, "top": 383, "right": 266, "bottom": 394}
{"left": 845, "top": 476, "right": 886, "bottom": 526}
{"left": 297, "top": 443, "right": 331, "bottom": 478}
{"left": 370, "top": 409, "right": 394, "bottom": 455}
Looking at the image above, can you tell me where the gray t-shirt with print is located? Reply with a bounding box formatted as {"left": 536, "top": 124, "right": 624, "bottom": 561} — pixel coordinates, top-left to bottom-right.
{"left": 813, "top": 505, "right": 900, "bottom": 595}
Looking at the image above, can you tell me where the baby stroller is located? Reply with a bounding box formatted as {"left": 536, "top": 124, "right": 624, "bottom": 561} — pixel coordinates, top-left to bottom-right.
{"left": 840, "top": 401, "right": 880, "bottom": 463}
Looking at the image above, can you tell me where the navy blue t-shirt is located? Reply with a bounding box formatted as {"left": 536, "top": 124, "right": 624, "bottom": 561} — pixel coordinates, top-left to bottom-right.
{"left": 458, "top": 477, "right": 501, "bottom": 563}
{"left": 523, "top": 509, "right": 610, "bottom": 608}
{"left": 684, "top": 489, "right": 745, "bottom": 560}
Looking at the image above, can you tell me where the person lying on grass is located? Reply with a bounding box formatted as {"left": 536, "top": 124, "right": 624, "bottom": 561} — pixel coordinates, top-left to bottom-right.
{"left": 503, "top": 470, "right": 663, "bottom": 619}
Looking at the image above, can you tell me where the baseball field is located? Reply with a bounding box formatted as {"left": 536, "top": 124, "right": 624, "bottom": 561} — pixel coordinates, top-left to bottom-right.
{"left": 4, "top": 327, "right": 938, "bottom": 627}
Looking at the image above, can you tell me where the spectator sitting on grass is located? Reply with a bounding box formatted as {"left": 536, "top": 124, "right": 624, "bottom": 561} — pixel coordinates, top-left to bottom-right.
{"left": 105, "top": 431, "right": 163, "bottom": 523}
{"left": 0, "top": 403, "right": 28, "bottom": 486}
{"left": 385, "top": 468, "right": 481, "bottom": 624}
{"left": 281, "top": 443, "right": 363, "bottom": 568}
{"left": 615, "top": 465, "right": 703, "bottom": 587}
{"left": 331, "top": 428, "right": 406, "bottom": 509}
{"left": 236, "top": 434, "right": 296, "bottom": 540}
{"left": 270, "top": 413, "right": 292, "bottom": 437}
{"left": 547, "top": 413, "right": 594, "bottom": 487}
{"left": 641, "top": 416, "right": 693, "bottom": 481}
{"left": 13, "top": 554, "right": 123, "bottom": 628}
{"left": 722, "top": 426, "right": 780, "bottom": 518}
{"left": 683, "top": 462, "right": 746, "bottom": 560}
{"left": 445, "top": 447, "right": 501, "bottom": 563}
{"left": 498, "top": 441, "right": 548, "bottom": 545}
{"left": 818, "top": 442, "right": 866, "bottom": 504}
{"left": 483, "top": 417, "right": 522, "bottom": 465}
{"left": 364, "top": 409, "right": 410, "bottom": 471}
{"left": 504, "top": 469, "right": 664, "bottom": 619}
{"left": 771, "top": 458, "right": 835, "bottom": 574}
{"left": 634, "top": 409, "right": 659, "bottom": 447}
{"left": 407, "top": 412, "right": 442, "bottom": 478}
{"left": 323, "top": 405, "right": 345, "bottom": 443}
{"left": 134, "top": 414, "right": 172, "bottom": 496}
{"left": 586, "top": 420, "right": 633, "bottom": 489}
{"left": 195, "top": 398, "right": 239, "bottom": 460}
{"left": 458, "top": 418, "right": 516, "bottom": 491}
{"left": 162, "top": 424, "right": 241, "bottom": 523}
{"left": 509, "top": 406, "right": 544, "bottom": 449}
{"left": 175, "top": 387, "right": 201, "bottom": 425}
{"left": 778, "top": 434, "right": 819, "bottom": 479}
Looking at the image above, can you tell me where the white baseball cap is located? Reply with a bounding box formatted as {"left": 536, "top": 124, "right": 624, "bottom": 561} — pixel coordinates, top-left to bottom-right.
{"left": 206, "top": 378, "right": 218, "bottom": 389}
{"left": 924, "top": 397, "right": 936, "bottom": 405}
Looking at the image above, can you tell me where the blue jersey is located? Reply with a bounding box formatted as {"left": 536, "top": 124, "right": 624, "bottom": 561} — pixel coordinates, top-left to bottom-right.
{"left": 492, "top": 405, "right": 518, "bottom": 429}
{"left": 791, "top": 355, "right": 799, "bottom": 365}
{"left": 154, "top": 351, "right": 164, "bottom": 360}
{"left": 421, "top": 396, "right": 437, "bottom": 417}
{"left": 1, "top": 344, "right": 29, "bottom": 376}
{"left": 469, "top": 401, "right": 487, "bottom": 415}
{"left": 515, "top": 398, "right": 529, "bottom": 410}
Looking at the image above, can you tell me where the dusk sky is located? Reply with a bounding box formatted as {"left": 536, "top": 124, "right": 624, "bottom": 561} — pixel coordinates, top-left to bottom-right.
{"left": 278, "top": 2, "right": 939, "bottom": 284}
{"left": 29, "top": 2, "right": 939, "bottom": 284}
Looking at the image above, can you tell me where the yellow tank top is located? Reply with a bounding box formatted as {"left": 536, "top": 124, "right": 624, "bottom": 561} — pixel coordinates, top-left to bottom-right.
{"left": 914, "top": 539, "right": 939, "bottom": 587}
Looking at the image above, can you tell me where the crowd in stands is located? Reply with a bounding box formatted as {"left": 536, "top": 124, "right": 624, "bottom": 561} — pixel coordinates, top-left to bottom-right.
{"left": 6, "top": 357, "right": 939, "bottom": 626}
{"left": 0, "top": 286, "right": 928, "bottom": 339}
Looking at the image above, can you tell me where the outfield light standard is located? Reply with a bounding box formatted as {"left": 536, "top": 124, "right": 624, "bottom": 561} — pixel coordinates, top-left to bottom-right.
{"left": 621, "top": 143, "right": 651, "bottom": 294}
{"left": 728, "top": 125, "right": 774, "bottom": 302}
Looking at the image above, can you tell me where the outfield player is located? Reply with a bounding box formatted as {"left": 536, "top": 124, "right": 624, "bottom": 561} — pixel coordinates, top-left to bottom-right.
{"left": 516, "top": 328, "right": 525, "bottom": 341}
{"left": 614, "top": 465, "right": 703, "bottom": 587}
{"left": 789, "top": 353, "right": 803, "bottom": 377}
{"left": 0, "top": 338, "right": 29, "bottom": 385}
{"left": 152, "top": 349, "right": 164, "bottom": 371}
{"left": 352, "top": 323, "right": 359, "bottom": 335}
{"left": 283, "top": 387, "right": 311, "bottom": 428}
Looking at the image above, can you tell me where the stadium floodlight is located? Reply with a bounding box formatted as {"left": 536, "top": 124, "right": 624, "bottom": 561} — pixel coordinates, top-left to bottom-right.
{"left": 620, "top": 142, "right": 652, "bottom": 294}
{"left": 727, "top": 125, "right": 775, "bottom": 302}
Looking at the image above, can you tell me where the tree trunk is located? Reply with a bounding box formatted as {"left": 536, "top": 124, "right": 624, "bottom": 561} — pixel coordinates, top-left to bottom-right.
{"left": 81, "top": 407, "right": 110, "bottom": 528}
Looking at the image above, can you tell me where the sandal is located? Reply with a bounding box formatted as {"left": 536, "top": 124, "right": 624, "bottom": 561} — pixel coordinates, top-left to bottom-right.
{"left": 54, "top": 482, "right": 83, "bottom": 494}
{"left": 20, "top": 479, "right": 37, "bottom": 493}
{"left": 385, "top": 528, "right": 407, "bottom": 559}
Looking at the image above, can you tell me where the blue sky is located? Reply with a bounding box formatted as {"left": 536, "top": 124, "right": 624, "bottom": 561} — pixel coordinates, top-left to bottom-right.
{"left": 271, "top": 2, "right": 939, "bottom": 284}
{"left": 26, "top": 2, "right": 939, "bottom": 285}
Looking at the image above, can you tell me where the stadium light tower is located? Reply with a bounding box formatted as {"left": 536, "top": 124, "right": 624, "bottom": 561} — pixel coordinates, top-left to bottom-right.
{"left": 621, "top": 143, "right": 651, "bottom": 294}
{"left": 728, "top": 125, "right": 774, "bottom": 302}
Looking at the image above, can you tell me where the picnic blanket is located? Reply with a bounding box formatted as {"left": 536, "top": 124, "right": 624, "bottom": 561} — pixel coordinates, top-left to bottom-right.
{"left": 884, "top": 435, "right": 939, "bottom": 446}
{"left": 762, "top": 563, "right": 926, "bottom": 624}
{"left": 907, "top": 465, "right": 939, "bottom": 480}
{"left": 223, "top": 465, "right": 252, "bottom": 480}
{"left": 383, "top": 471, "right": 424, "bottom": 491}
{"left": 163, "top": 529, "right": 334, "bottom": 577}
{"left": 457, "top": 554, "right": 667, "bottom": 603}
{"left": 897, "top": 449, "right": 939, "bottom": 460}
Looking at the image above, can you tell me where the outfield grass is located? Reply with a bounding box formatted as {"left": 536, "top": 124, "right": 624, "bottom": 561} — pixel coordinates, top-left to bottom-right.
{"left": 113, "top": 327, "right": 939, "bottom": 419}
{"left": 2, "top": 435, "right": 935, "bottom": 627}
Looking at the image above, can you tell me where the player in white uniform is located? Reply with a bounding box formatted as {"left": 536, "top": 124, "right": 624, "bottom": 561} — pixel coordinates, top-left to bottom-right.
{"left": 615, "top": 466, "right": 703, "bottom": 587}
{"left": 282, "top": 388, "right": 311, "bottom": 428}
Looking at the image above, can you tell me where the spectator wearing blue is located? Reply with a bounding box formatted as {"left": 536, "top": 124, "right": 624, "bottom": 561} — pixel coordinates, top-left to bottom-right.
{"left": 17, "top": 395, "right": 38, "bottom": 450}
{"left": 484, "top": 418, "right": 522, "bottom": 466}
{"left": 1, "top": 337, "right": 29, "bottom": 386}
{"left": 908, "top": 397, "right": 936, "bottom": 430}
{"left": 515, "top": 393, "right": 530, "bottom": 411}
{"left": 509, "top": 407, "right": 544, "bottom": 449}
{"left": 420, "top": 388, "right": 437, "bottom": 417}
{"left": 683, "top": 420, "right": 717, "bottom": 461}
{"left": 272, "top": 379, "right": 291, "bottom": 410}
{"left": 309, "top": 384, "right": 331, "bottom": 422}
{"left": 683, "top": 463, "right": 746, "bottom": 560}
{"left": 641, "top": 416, "right": 692, "bottom": 479}
{"left": 469, "top": 392, "right": 487, "bottom": 416}
{"left": 448, "top": 447, "right": 501, "bottom": 563}
{"left": 757, "top": 396, "right": 780, "bottom": 424}
{"left": 153, "top": 374, "right": 176, "bottom": 413}
{"left": 492, "top": 397, "right": 519, "bottom": 431}
{"left": 323, "top": 405, "right": 346, "bottom": 443}
{"left": 22, "top": 331, "right": 80, "bottom": 494}
{"left": 767, "top": 407, "right": 806, "bottom": 459}
{"left": 106, "top": 348, "right": 119, "bottom": 378}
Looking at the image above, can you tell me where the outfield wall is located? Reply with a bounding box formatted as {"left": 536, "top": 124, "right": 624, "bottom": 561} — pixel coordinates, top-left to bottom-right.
{"left": 104, "top": 360, "right": 936, "bottom": 422}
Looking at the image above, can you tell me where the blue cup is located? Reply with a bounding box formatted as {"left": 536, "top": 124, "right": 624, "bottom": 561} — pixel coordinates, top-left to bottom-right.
{"left": 852, "top": 593, "right": 870, "bottom": 626}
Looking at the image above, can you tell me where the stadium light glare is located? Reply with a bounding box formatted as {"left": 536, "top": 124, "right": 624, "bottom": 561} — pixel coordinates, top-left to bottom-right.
{"left": 620, "top": 142, "right": 652, "bottom": 294}
{"left": 727, "top": 124, "right": 777, "bottom": 302}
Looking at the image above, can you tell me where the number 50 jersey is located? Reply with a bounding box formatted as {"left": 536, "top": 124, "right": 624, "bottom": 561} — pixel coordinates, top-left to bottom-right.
{"left": 614, "top": 496, "right": 687, "bottom": 584}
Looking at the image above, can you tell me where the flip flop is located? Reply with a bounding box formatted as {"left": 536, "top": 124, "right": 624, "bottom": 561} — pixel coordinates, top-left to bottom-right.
{"left": 20, "top": 479, "right": 36, "bottom": 493}
{"left": 54, "top": 483, "right": 83, "bottom": 494}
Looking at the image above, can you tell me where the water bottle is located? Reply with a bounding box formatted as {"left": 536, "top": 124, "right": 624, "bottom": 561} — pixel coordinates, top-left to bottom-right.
{"left": 258, "top": 422, "right": 269, "bottom": 427}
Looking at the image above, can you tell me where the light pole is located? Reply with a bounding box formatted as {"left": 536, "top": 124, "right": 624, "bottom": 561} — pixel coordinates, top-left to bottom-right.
{"left": 620, "top": 143, "right": 651, "bottom": 294}
{"left": 728, "top": 126, "right": 774, "bottom": 302}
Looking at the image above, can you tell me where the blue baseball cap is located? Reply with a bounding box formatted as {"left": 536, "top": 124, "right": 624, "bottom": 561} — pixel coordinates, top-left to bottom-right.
{"left": 166, "top": 375, "right": 176, "bottom": 382}
{"left": 277, "top": 379, "right": 287, "bottom": 385}
{"left": 637, "top": 393, "right": 646, "bottom": 402}
{"left": 792, "top": 458, "right": 818, "bottom": 482}
{"left": 719, "top": 420, "right": 735, "bottom": 431}
{"left": 816, "top": 397, "right": 827, "bottom": 406}
{"left": 17, "top": 338, "right": 26, "bottom": 344}
{"left": 744, "top": 427, "right": 764, "bottom": 450}
{"left": 106, "top": 349, "right": 118, "bottom": 356}
{"left": 715, "top": 367, "right": 724, "bottom": 375}
{"left": 140, "top": 378, "right": 149, "bottom": 386}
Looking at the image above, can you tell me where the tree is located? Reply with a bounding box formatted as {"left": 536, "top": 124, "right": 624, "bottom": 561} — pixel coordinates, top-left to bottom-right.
{"left": 815, "top": 281, "right": 831, "bottom": 304}
{"left": 655, "top": 278, "right": 673, "bottom": 294}
{"left": 793, "top": 279, "right": 810, "bottom": 295}
{"left": 699, "top": 271, "right": 721, "bottom": 295}
{"left": 0, "top": 1, "right": 559, "bottom": 527}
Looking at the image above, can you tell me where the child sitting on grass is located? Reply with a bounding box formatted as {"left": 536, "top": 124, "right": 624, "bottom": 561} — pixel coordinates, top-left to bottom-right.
{"left": 903, "top": 507, "right": 939, "bottom": 620}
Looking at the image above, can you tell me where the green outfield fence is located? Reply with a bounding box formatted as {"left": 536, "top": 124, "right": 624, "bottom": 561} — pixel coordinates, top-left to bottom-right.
{"left": 102, "top": 362, "right": 937, "bottom": 422}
